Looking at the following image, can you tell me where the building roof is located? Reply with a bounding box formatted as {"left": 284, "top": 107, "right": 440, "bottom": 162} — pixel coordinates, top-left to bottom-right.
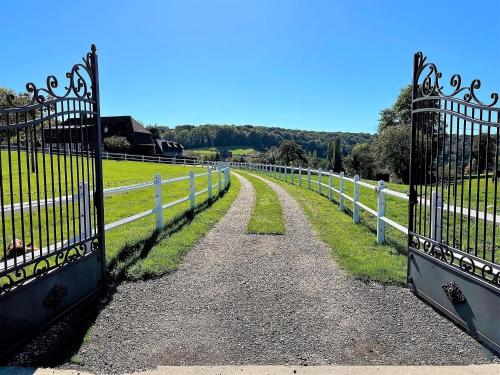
{"left": 101, "top": 116, "right": 154, "bottom": 146}
{"left": 154, "top": 139, "right": 184, "bottom": 153}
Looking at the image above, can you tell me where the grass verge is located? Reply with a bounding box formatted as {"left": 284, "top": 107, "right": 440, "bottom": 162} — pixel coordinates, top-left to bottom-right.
{"left": 264, "top": 174, "right": 407, "bottom": 284}
{"left": 237, "top": 171, "right": 285, "bottom": 235}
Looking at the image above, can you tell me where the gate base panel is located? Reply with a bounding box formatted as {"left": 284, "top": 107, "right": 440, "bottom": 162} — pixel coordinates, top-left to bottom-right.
{"left": 408, "top": 250, "right": 500, "bottom": 355}
{"left": 0, "top": 252, "right": 103, "bottom": 357}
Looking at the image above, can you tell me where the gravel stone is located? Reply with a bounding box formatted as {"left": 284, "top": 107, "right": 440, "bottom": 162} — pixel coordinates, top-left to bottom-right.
{"left": 7, "top": 173, "right": 498, "bottom": 374}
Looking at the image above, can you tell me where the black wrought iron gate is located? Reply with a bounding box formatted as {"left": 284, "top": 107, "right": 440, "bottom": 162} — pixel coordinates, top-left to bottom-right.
{"left": 408, "top": 52, "right": 500, "bottom": 353}
{"left": 0, "top": 45, "right": 106, "bottom": 355}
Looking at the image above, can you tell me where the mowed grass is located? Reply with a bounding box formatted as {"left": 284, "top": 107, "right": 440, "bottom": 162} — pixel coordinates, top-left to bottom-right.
{"left": 266, "top": 174, "right": 407, "bottom": 284}
{"left": 1, "top": 151, "right": 239, "bottom": 281}
{"left": 237, "top": 171, "right": 285, "bottom": 235}
{"left": 188, "top": 146, "right": 259, "bottom": 157}
{"left": 273, "top": 169, "right": 500, "bottom": 260}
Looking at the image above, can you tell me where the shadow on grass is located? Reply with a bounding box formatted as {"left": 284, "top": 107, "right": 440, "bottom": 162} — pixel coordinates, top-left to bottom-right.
{"left": 107, "top": 189, "right": 227, "bottom": 281}
{"left": 0, "top": 189, "right": 229, "bottom": 368}
{"left": 305, "top": 187, "right": 408, "bottom": 256}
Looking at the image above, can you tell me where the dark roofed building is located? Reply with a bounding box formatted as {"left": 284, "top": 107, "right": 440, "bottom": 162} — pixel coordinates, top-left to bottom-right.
{"left": 154, "top": 139, "right": 185, "bottom": 156}
{"left": 102, "top": 116, "right": 155, "bottom": 155}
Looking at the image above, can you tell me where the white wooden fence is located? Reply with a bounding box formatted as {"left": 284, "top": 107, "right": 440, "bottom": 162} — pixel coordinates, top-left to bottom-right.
{"left": 232, "top": 162, "right": 500, "bottom": 245}
{"left": 1, "top": 165, "right": 231, "bottom": 272}
{"left": 104, "top": 165, "right": 231, "bottom": 231}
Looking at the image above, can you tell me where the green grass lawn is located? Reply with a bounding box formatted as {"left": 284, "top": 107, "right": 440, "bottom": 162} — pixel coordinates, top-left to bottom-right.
{"left": 261, "top": 173, "right": 407, "bottom": 284}
{"left": 1, "top": 151, "right": 239, "bottom": 282}
{"left": 188, "top": 146, "right": 259, "bottom": 157}
{"left": 237, "top": 171, "right": 285, "bottom": 235}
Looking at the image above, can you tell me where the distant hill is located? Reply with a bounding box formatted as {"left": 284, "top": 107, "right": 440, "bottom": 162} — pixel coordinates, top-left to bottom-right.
{"left": 148, "top": 124, "right": 373, "bottom": 158}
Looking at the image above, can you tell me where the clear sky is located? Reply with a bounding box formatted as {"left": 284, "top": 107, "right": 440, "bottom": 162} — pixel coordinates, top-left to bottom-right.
{"left": 1, "top": 0, "right": 499, "bottom": 133}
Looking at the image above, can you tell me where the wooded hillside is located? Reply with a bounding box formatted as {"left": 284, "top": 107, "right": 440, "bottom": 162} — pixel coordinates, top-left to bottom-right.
{"left": 147, "top": 124, "right": 372, "bottom": 158}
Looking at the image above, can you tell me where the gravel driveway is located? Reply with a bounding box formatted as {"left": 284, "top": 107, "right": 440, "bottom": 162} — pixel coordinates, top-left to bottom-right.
{"left": 7, "top": 173, "right": 497, "bottom": 374}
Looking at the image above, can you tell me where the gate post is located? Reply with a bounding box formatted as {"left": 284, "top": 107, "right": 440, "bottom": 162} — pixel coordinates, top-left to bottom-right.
{"left": 339, "top": 171, "right": 345, "bottom": 212}
{"left": 328, "top": 170, "right": 333, "bottom": 201}
{"left": 353, "top": 175, "right": 360, "bottom": 224}
{"left": 189, "top": 171, "right": 195, "bottom": 209}
{"left": 89, "top": 45, "right": 106, "bottom": 276}
{"left": 430, "top": 191, "right": 442, "bottom": 242}
{"left": 154, "top": 174, "right": 163, "bottom": 231}
{"left": 308, "top": 167, "right": 311, "bottom": 190}
{"left": 377, "top": 180, "right": 386, "bottom": 244}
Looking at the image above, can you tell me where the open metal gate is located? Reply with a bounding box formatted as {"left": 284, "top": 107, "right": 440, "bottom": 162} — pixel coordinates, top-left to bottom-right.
{"left": 0, "top": 45, "right": 106, "bottom": 355}
{"left": 408, "top": 52, "right": 499, "bottom": 353}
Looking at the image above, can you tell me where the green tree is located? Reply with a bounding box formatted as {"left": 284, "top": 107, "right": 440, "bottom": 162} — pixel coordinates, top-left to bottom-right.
{"left": 344, "top": 143, "right": 375, "bottom": 179}
{"left": 264, "top": 146, "right": 279, "bottom": 164}
{"left": 472, "top": 134, "right": 496, "bottom": 174}
{"left": 372, "top": 125, "right": 411, "bottom": 183}
{"left": 374, "top": 84, "right": 413, "bottom": 182}
{"left": 333, "top": 137, "right": 343, "bottom": 172}
{"left": 378, "top": 85, "right": 412, "bottom": 132}
{"left": 326, "top": 139, "right": 334, "bottom": 168}
{"left": 103, "top": 136, "right": 132, "bottom": 153}
{"left": 277, "top": 140, "right": 307, "bottom": 166}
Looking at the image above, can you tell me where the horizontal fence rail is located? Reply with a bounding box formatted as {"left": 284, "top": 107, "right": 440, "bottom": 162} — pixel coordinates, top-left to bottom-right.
{"left": 231, "top": 162, "right": 500, "bottom": 281}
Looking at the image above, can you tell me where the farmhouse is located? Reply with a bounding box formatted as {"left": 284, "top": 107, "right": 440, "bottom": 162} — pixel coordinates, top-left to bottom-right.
{"left": 101, "top": 116, "right": 156, "bottom": 155}
{"left": 42, "top": 115, "right": 157, "bottom": 155}
{"left": 154, "top": 139, "right": 185, "bottom": 156}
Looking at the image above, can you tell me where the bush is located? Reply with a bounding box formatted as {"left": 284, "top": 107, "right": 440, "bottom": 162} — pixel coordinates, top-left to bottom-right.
{"left": 104, "top": 136, "right": 132, "bottom": 153}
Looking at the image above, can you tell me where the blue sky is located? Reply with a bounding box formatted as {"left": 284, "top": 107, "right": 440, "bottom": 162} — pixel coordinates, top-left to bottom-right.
{"left": 1, "top": 0, "right": 499, "bottom": 133}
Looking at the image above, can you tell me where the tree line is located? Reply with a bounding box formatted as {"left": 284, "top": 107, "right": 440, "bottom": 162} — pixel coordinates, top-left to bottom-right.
{"left": 147, "top": 124, "right": 371, "bottom": 159}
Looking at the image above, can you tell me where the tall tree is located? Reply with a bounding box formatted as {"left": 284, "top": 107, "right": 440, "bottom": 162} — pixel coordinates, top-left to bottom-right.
{"left": 326, "top": 139, "right": 335, "bottom": 168}
{"left": 374, "top": 84, "right": 413, "bottom": 182}
{"left": 333, "top": 137, "right": 343, "bottom": 172}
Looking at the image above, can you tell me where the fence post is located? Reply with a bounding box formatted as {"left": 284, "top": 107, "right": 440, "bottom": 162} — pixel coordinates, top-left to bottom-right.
{"left": 154, "top": 174, "right": 163, "bottom": 230}
{"left": 208, "top": 166, "right": 213, "bottom": 199}
{"left": 79, "top": 182, "right": 91, "bottom": 252}
{"left": 308, "top": 167, "right": 311, "bottom": 190}
{"left": 299, "top": 166, "right": 302, "bottom": 186}
{"left": 223, "top": 167, "right": 228, "bottom": 188}
{"left": 142, "top": 155, "right": 145, "bottom": 162}
{"left": 318, "top": 168, "right": 322, "bottom": 194}
{"left": 328, "top": 170, "right": 333, "bottom": 201}
{"left": 431, "top": 191, "right": 442, "bottom": 242}
{"left": 124, "top": 153, "right": 127, "bottom": 161}
{"left": 353, "top": 175, "right": 360, "bottom": 224}
{"left": 189, "top": 171, "right": 195, "bottom": 209}
{"left": 339, "top": 171, "right": 345, "bottom": 212}
{"left": 218, "top": 168, "right": 222, "bottom": 192}
{"left": 377, "top": 180, "right": 386, "bottom": 244}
